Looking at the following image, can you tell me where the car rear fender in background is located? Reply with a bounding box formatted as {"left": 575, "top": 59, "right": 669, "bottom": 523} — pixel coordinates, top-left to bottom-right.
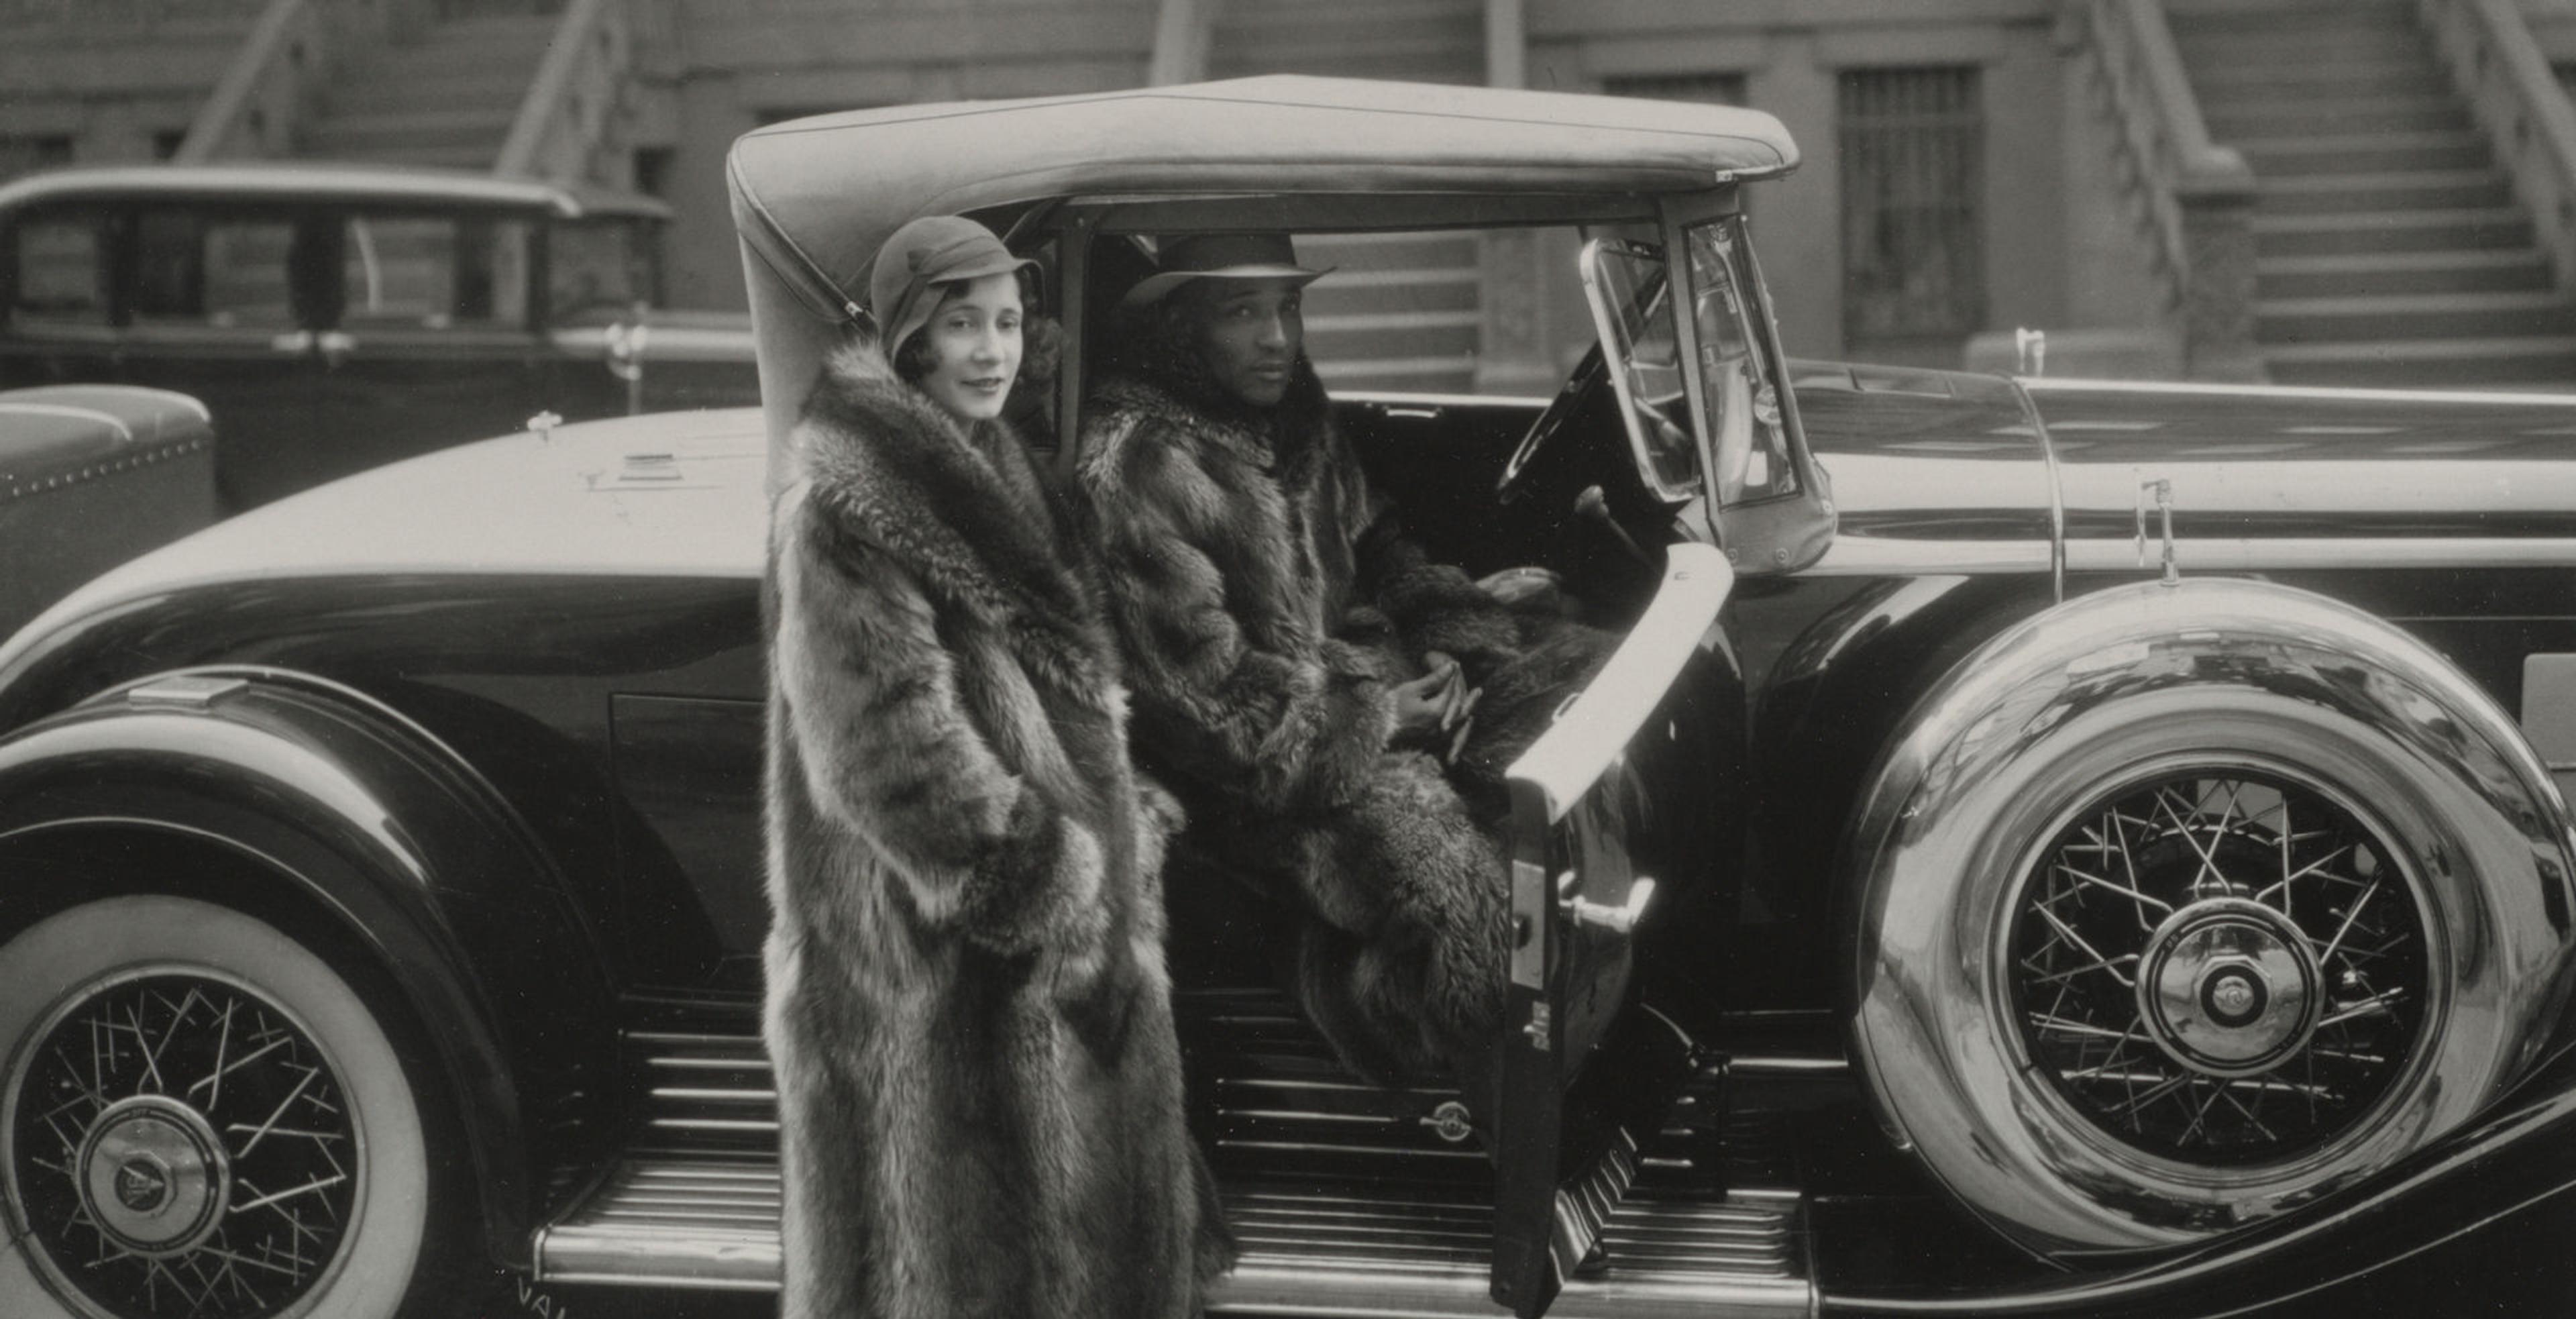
{"left": 1844, "top": 576, "right": 2576, "bottom": 1253}
{"left": 0, "top": 385, "right": 216, "bottom": 639}
{"left": 0, "top": 666, "right": 621, "bottom": 1270}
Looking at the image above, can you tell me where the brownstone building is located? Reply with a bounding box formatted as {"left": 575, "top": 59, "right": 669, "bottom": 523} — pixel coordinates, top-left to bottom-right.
{"left": 9, "top": 0, "right": 2576, "bottom": 387}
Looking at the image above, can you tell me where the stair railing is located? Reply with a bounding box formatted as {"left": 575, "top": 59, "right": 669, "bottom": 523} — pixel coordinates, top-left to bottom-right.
{"left": 2068, "top": 0, "right": 2263, "bottom": 380}
{"left": 175, "top": 0, "right": 321, "bottom": 162}
{"left": 496, "top": 0, "right": 635, "bottom": 181}
{"left": 2418, "top": 0, "right": 2576, "bottom": 297}
{"left": 1148, "top": 0, "right": 1217, "bottom": 86}
{"left": 176, "top": 0, "right": 433, "bottom": 163}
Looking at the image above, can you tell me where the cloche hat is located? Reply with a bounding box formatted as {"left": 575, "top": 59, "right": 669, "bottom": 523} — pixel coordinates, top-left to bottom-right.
{"left": 1119, "top": 231, "right": 1333, "bottom": 308}
{"left": 869, "top": 215, "right": 1036, "bottom": 352}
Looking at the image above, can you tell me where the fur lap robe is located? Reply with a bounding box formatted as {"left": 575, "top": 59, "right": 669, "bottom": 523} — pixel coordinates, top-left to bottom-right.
{"left": 763, "top": 342, "right": 1226, "bottom": 1319}
{"left": 1074, "top": 352, "right": 1596, "bottom": 1084}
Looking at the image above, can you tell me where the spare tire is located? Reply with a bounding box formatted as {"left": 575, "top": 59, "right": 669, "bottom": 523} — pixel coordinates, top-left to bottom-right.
{"left": 1845, "top": 577, "right": 2576, "bottom": 1253}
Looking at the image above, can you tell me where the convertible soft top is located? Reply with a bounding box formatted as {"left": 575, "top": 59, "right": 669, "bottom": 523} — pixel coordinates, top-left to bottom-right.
{"left": 728, "top": 74, "right": 1800, "bottom": 324}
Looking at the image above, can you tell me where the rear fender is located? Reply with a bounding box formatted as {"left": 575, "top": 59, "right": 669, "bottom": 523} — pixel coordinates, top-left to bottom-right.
{"left": 0, "top": 668, "right": 620, "bottom": 1268}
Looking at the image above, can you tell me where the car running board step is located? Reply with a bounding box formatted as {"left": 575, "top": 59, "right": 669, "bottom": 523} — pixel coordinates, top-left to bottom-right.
{"left": 1215, "top": 1180, "right": 1809, "bottom": 1317}
{"left": 543, "top": 988, "right": 1813, "bottom": 1310}
{"left": 535, "top": 1155, "right": 783, "bottom": 1290}
{"left": 533, "top": 1155, "right": 1812, "bottom": 1315}
{"left": 535, "top": 1106, "right": 1813, "bottom": 1316}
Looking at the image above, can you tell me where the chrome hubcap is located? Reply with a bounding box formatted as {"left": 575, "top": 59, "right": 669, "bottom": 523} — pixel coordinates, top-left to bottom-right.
{"left": 5, "top": 971, "right": 361, "bottom": 1319}
{"left": 78, "top": 1096, "right": 231, "bottom": 1256}
{"left": 2139, "top": 900, "right": 2320, "bottom": 1077}
{"left": 2009, "top": 770, "right": 2430, "bottom": 1165}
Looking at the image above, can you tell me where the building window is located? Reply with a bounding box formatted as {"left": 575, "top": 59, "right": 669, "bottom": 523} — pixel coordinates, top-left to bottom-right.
{"left": 0, "top": 134, "right": 74, "bottom": 182}
{"left": 1603, "top": 72, "right": 1748, "bottom": 107}
{"left": 1839, "top": 66, "right": 1984, "bottom": 341}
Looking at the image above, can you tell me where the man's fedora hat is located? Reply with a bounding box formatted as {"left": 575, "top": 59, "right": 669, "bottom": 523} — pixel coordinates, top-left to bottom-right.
{"left": 1120, "top": 232, "right": 1334, "bottom": 309}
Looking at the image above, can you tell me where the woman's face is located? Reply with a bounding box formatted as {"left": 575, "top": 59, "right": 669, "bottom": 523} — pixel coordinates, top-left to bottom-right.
{"left": 914, "top": 270, "right": 1023, "bottom": 421}
{"left": 1179, "top": 277, "right": 1303, "bottom": 409}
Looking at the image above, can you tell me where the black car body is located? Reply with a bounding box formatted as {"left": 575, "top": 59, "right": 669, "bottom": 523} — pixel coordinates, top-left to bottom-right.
{"left": 0, "top": 383, "right": 213, "bottom": 637}
{"left": 0, "top": 163, "right": 757, "bottom": 511}
{"left": 1, "top": 78, "right": 2574, "bottom": 1318}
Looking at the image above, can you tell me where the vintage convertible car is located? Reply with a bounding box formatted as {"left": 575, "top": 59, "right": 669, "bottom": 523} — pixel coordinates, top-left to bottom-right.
{"left": 3, "top": 77, "right": 2575, "bottom": 1318}
{"left": 0, "top": 162, "right": 758, "bottom": 511}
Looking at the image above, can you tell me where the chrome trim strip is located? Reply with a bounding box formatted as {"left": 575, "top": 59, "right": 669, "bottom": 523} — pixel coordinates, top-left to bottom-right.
{"left": 2020, "top": 375, "right": 2576, "bottom": 407}
{"left": 2064, "top": 537, "right": 2576, "bottom": 572}
{"left": 1804, "top": 537, "right": 2051, "bottom": 576}
{"left": 1725, "top": 1054, "right": 1850, "bottom": 1077}
{"left": 1505, "top": 541, "right": 1733, "bottom": 821}
{"left": 1809, "top": 535, "right": 2576, "bottom": 577}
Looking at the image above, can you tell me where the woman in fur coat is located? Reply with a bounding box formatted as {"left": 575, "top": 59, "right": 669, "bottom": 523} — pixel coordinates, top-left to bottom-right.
{"left": 1072, "top": 233, "right": 1550, "bottom": 1086}
{"left": 764, "top": 215, "right": 1224, "bottom": 1318}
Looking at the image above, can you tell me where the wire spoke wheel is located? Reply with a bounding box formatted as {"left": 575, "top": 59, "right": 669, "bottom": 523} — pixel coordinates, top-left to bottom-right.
{"left": 2008, "top": 770, "right": 2431, "bottom": 1166}
{"left": 3, "top": 896, "right": 445, "bottom": 1319}
{"left": 8, "top": 971, "right": 362, "bottom": 1319}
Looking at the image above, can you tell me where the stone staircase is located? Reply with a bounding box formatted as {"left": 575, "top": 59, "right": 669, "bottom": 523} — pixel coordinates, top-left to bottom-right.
{"left": 299, "top": 8, "right": 557, "bottom": 170}
{"left": 2169, "top": 0, "right": 2576, "bottom": 388}
{"left": 1210, "top": 0, "right": 1487, "bottom": 393}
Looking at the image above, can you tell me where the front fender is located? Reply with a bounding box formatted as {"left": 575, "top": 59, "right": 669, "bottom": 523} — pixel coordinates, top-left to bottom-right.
{"left": 0, "top": 668, "right": 619, "bottom": 1268}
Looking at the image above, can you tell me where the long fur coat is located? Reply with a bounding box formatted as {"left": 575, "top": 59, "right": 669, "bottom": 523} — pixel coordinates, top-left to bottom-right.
{"left": 763, "top": 341, "right": 1225, "bottom": 1318}
{"left": 1072, "top": 358, "right": 1524, "bottom": 1082}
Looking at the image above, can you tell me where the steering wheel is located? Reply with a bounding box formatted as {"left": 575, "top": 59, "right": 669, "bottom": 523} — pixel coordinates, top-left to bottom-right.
{"left": 1494, "top": 344, "right": 1605, "bottom": 499}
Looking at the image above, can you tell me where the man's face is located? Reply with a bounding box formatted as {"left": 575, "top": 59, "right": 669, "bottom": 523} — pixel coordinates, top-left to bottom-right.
{"left": 1178, "top": 277, "right": 1304, "bottom": 408}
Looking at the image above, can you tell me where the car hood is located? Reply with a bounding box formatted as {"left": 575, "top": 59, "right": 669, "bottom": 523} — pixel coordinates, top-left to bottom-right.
{"left": 1792, "top": 366, "right": 2576, "bottom": 576}
{"left": 2026, "top": 378, "right": 2576, "bottom": 550}
{"left": 0, "top": 409, "right": 769, "bottom": 678}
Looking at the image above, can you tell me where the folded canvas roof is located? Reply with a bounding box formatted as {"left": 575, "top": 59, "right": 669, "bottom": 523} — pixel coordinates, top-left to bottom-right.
{"left": 729, "top": 74, "right": 1799, "bottom": 324}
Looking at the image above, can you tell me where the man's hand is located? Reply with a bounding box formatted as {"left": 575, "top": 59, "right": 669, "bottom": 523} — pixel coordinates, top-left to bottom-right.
{"left": 1394, "top": 651, "right": 1478, "bottom": 756}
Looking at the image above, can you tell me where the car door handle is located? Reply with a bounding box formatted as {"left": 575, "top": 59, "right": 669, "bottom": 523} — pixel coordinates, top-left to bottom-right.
{"left": 270, "top": 329, "right": 314, "bottom": 354}
{"left": 1559, "top": 872, "right": 1657, "bottom": 938}
{"left": 316, "top": 330, "right": 357, "bottom": 367}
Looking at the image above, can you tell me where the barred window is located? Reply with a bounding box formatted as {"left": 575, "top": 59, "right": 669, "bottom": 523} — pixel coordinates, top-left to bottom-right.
{"left": 1839, "top": 66, "right": 1984, "bottom": 340}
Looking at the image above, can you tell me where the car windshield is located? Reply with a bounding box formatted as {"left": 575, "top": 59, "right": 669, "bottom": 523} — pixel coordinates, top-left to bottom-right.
{"left": 1578, "top": 237, "right": 1698, "bottom": 500}
{"left": 1684, "top": 216, "right": 1796, "bottom": 505}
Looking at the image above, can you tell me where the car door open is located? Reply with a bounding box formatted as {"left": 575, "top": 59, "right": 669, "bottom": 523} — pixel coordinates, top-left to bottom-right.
{"left": 1489, "top": 538, "right": 1735, "bottom": 1316}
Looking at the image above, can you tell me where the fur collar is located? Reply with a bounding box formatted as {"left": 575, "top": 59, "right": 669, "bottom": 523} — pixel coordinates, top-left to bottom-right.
{"left": 1087, "top": 360, "right": 1333, "bottom": 491}
{"left": 792, "top": 341, "right": 1118, "bottom": 701}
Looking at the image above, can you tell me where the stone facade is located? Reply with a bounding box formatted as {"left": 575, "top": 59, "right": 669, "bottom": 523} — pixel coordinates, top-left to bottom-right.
{"left": 17, "top": 0, "right": 2561, "bottom": 374}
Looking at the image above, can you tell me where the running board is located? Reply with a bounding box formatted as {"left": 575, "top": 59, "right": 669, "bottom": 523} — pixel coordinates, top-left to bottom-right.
{"left": 532, "top": 1155, "right": 1811, "bottom": 1316}
{"left": 535, "top": 1156, "right": 782, "bottom": 1289}
{"left": 533, "top": 1106, "right": 1813, "bottom": 1316}
{"left": 535, "top": 990, "right": 1815, "bottom": 1312}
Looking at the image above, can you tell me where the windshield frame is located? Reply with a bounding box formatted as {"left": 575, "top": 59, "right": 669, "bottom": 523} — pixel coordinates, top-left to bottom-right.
{"left": 1578, "top": 235, "right": 1701, "bottom": 504}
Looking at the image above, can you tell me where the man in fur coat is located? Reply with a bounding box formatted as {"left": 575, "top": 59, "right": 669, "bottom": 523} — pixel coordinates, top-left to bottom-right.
{"left": 765, "top": 238, "right": 1224, "bottom": 1316}
{"left": 1071, "top": 233, "right": 1544, "bottom": 1086}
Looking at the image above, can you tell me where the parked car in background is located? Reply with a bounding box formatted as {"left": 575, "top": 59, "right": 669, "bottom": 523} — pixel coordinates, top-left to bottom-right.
{"left": 3, "top": 77, "right": 2576, "bottom": 1319}
{"left": 0, "top": 163, "right": 757, "bottom": 511}
{"left": 0, "top": 384, "right": 213, "bottom": 639}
